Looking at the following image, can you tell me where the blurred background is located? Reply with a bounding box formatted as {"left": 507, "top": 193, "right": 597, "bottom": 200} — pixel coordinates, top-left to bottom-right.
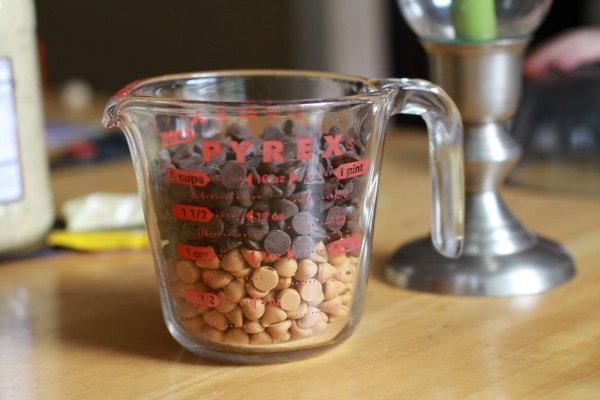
{"left": 35, "top": 0, "right": 595, "bottom": 93}
{"left": 36, "top": 0, "right": 600, "bottom": 194}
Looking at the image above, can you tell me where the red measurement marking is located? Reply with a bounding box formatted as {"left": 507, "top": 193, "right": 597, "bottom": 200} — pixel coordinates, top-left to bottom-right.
{"left": 327, "top": 235, "right": 362, "bottom": 256}
{"left": 286, "top": 247, "right": 295, "bottom": 260}
{"left": 288, "top": 171, "right": 297, "bottom": 185}
{"left": 177, "top": 243, "right": 217, "bottom": 262}
{"left": 166, "top": 168, "right": 210, "bottom": 187}
{"left": 160, "top": 127, "right": 195, "bottom": 146}
{"left": 184, "top": 289, "right": 220, "bottom": 307}
{"left": 172, "top": 204, "right": 214, "bottom": 222}
{"left": 244, "top": 210, "right": 284, "bottom": 222}
{"left": 334, "top": 159, "right": 369, "bottom": 179}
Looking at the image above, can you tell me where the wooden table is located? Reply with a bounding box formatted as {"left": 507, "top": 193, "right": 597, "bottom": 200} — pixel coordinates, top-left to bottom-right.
{"left": 1, "top": 131, "right": 599, "bottom": 399}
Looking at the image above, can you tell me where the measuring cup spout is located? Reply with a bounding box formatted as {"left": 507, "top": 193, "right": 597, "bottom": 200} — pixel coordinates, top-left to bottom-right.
{"left": 372, "top": 78, "right": 465, "bottom": 258}
{"left": 101, "top": 80, "right": 142, "bottom": 129}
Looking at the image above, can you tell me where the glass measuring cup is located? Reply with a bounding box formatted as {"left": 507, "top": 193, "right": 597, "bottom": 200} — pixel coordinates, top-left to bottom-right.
{"left": 103, "top": 70, "right": 464, "bottom": 364}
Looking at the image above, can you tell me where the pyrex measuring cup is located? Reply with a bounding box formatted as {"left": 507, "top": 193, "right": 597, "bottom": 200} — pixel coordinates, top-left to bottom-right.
{"left": 103, "top": 70, "right": 464, "bottom": 364}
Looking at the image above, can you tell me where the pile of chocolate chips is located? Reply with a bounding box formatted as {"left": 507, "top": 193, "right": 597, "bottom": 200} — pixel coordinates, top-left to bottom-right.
{"left": 153, "top": 119, "right": 368, "bottom": 260}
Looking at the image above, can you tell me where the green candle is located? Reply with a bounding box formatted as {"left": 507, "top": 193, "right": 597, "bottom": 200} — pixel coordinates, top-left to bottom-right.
{"left": 451, "top": 0, "right": 497, "bottom": 41}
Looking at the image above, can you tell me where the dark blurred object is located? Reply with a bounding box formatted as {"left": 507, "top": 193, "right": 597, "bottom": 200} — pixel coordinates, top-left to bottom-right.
{"left": 509, "top": 63, "right": 600, "bottom": 194}
{"left": 35, "top": 0, "right": 296, "bottom": 92}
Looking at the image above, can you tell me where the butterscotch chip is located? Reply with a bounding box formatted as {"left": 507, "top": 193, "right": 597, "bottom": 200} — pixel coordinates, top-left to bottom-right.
{"left": 225, "top": 306, "right": 244, "bottom": 328}
{"left": 182, "top": 317, "right": 204, "bottom": 333}
{"left": 343, "top": 282, "right": 354, "bottom": 294}
{"left": 297, "top": 306, "right": 323, "bottom": 329}
{"left": 317, "top": 262, "right": 337, "bottom": 283}
{"left": 274, "top": 258, "right": 297, "bottom": 277}
{"left": 172, "top": 281, "right": 211, "bottom": 299}
{"left": 306, "top": 290, "right": 324, "bottom": 307}
{"left": 223, "top": 279, "right": 246, "bottom": 303}
{"left": 310, "top": 241, "right": 328, "bottom": 262}
{"left": 335, "top": 259, "right": 354, "bottom": 283}
{"left": 297, "top": 279, "right": 322, "bottom": 302}
{"left": 260, "top": 304, "right": 288, "bottom": 327}
{"left": 240, "top": 297, "right": 266, "bottom": 320}
{"left": 243, "top": 320, "right": 265, "bottom": 334}
{"left": 178, "top": 301, "right": 202, "bottom": 319}
{"left": 202, "top": 269, "right": 234, "bottom": 289}
{"left": 222, "top": 328, "right": 250, "bottom": 345}
{"left": 240, "top": 247, "right": 263, "bottom": 268}
{"left": 262, "top": 291, "right": 277, "bottom": 305}
{"left": 286, "top": 302, "right": 307, "bottom": 320}
{"left": 176, "top": 260, "right": 201, "bottom": 283}
{"left": 221, "top": 248, "right": 246, "bottom": 272}
{"left": 340, "top": 292, "right": 352, "bottom": 305}
{"left": 312, "top": 318, "right": 328, "bottom": 334}
{"left": 203, "top": 309, "right": 229, "bottom": 330}
{"left": 275, "top": 288, "right": 299, "bottom": 311}
{"left": 245, "top": 282, "right": 270, "bottom": 298}
{"left": 251, "top": 266, "right": 279, "bottom": 292}
{"left": 215, "top": 291, "right": 237, "bottom": 313}
{"left": 290, "top": 320, "right": 313, "bottom": 340}
{"left": 275, "top": 276, "right": 292, "bottom": 290}
{"left": 230, "top": 267, "right": 252, "bottom": 279}
{"left": 250, "top": 331, "right": 273, "bottom": 345}
{"left": 195, "top": 255, "right": 220, "bottom": 270}
{"left": 327, "top": 252, "right": 347, "bottom": 267}
{"left": 329, "top": 304, "right": 348, "bottom": 317}
{"left": 319, "top": 296, "right": 342, "bottom": 315}
{"left": 295, "top": 259, "right": 317, "bottom": 281}
{"left": 203, "top": 326, "right": 225, "bottom": 341}
{"left": 267, "top": 319, "right": 292, "bottom": 342}
{"left": 323, "top": 280, "right": 345, "bottom": 300}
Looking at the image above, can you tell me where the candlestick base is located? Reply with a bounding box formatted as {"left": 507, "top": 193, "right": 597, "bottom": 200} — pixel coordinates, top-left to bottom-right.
{"left": 383, "top": 38, "right": 576, "bottom": 296}
{"left": 385, "top": 236, "right": 574, "bottom": 296}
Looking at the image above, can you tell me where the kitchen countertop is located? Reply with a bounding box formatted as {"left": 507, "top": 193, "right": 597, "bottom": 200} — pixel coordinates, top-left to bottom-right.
{"left": 1, "top": 130, "right": 599, "bottom": 399}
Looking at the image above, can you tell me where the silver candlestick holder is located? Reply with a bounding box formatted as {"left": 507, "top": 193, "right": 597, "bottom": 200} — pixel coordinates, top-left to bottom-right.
{"left": 386, "top": 0, "right": 575, "bottom": 296}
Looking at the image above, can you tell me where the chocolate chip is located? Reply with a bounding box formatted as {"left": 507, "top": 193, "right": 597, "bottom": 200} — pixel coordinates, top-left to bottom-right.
{"left": 261, "top": 124, "right": 286, "bottom": 140}
{"left": 244, "top": 220, "right": 269, "bottom": 242}
{"left": 169, "top": 184, "right": 194, "bottom": 203}
{"left": 284, "top": 120, "right": 313, "bottom": 138}
{"left": 221, "top": 205, "right": 246, "bottom": 226}
{"left": 263, "top": 230, "right": 291, "bottom": 255}
{"left": 217, "top": 237, "right": 243, "bottom": 254}
{"left": 291, "top": 235, "right": 314, "bottom": 259}
{"left": 180, "top": 222, "right": 200, "bottom": 242}
{"left": 171, "top": 144, "right": 193, "bottom": 164}
{"left": 226, "top": 123, "right": 252, "bottom": 141}
{"left": 323, "top": 177, "right": 339, "bottom": 200}
{"left": 220, "top": 161, "right": 246, "bottom": 189}
{"left": 324, "top": 206, "right": 346, "bottom": 231}
{"left": 288, "top": 190, "right": 312, "bottom": 212}
{"left": 208, "top": 186, "right": 234, "bottom": 209}
{"left": 234, "top": 185, "right": 256, "bottom": 207}
{"left": 258, "top": 182, "right": 283, "bottom": 200}
{"left": 291, "top": 211, "right": 317, "bottom": 236}
{"left": 175, "top": 153, "right": 205, "bottom": 170}
{"left": 271, "top": 198, "right": 299, "bottom": 220}
{"left": 197, "top": 217, "right": 225, "bottom": 237}
{"left": 327, "top": 230, "right": 343, "bottom": 242}
{"left": 243, "top": 238, "right": 263, "bottom": 251}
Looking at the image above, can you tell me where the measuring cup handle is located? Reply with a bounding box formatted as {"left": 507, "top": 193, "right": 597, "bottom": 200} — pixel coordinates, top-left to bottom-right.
{"left": 373, "top": 78, "right": 465, "bottom": 258}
